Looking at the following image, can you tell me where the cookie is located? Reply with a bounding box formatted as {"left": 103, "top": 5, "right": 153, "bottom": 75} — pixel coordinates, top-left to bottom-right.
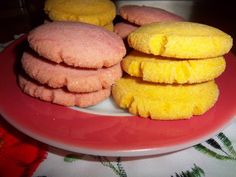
{"left": 44, "top": 0, "right": 116, "bottom": 26}
{"left": 44, "top": 19, "right": 114, "bottom": 32}
{"left": 18, "top": 74, "right": 111, "bottom": 107}
{"left": 21, "top": 52, "right": 122, "bottom": 93}
{"left": 112, "top": 77, "right": 219, "bottom": 120}
{"left": 120, "top": 5, "right": 183, "bottom": 26}
{"left": 114, "top": 22, "right": 138, "bottom": 39}
{"left": 122, "top": 50, "right": 226, "bottom": 84}
{"left": 128, "top": 22, "right": 233, "bottom": 58}
{"left": 28, "top": 22, "right": 126, "bottom": 68}
{"left": 103, "top": 22, "right": 114, "bottom": 31}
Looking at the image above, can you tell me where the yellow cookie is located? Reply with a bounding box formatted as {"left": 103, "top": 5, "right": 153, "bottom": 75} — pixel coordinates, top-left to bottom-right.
{"left": 128, "top": 22, "right": 233, "bottom": 58}
{"left": 44, "top": 0, "right": 116, "bottom": 26}
{"left": 112, "top": 77, "right": 219, "bottom": 120}
{"left": 103, "top": 22, "right": 114, "bottom": 32}
{"left": 122, "top": 50, "right": 226, "bottom": 84}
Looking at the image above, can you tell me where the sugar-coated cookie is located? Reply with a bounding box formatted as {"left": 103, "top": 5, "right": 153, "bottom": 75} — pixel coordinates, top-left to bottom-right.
{"left": 128, "top": 22, "right": 233, "bottom": 58}
{"left": 114, "top": 22, "right": 138, "bottom": 39}
{"left": 44, "top": 0, "right": 116, "bottom": 26}
{"left": 28, "top": 22, "right": 126, "bottom": 68}
{"left": 112, "top": 77, "right": 219, "bottom": 120}
{"left": 18, "top": 74, "right": 111, "bottom": 107}
{"left": 122, "top": 51, "right": 226, "bottom": 84}
{"left": 44, "top": 18, "right": 114, "bottom": 31}
{"left": 21, "top": 52, "right": 122, "bottom": 93}
{"left": 120, "top": 5, "right": 183, "bottom": 26}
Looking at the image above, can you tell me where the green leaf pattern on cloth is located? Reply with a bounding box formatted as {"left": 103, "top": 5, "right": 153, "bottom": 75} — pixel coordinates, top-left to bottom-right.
{"left": 64, "top": 153, "right": 205, "bottom": 177}
{"left": 217, "top": 133, "right": 236, "bottom": 157}
{"left": 64, "top": 155, "right": 127, "bottom": 177}
{"left": 194, "top": 132, "right": 236, "bottom": 160}
{"left": 96, "top": 156, "right": 127, "bottom": 177}
{"left": 61, "top": 132, "right": 236, "bottom": 177}
{"left": 172, "top": 164, "right": 205, "bottom": 177}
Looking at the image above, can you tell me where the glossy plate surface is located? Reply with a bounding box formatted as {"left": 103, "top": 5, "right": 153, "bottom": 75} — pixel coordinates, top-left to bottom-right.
{"left": 1, "top": 37, "right": 236, "bottom": 157}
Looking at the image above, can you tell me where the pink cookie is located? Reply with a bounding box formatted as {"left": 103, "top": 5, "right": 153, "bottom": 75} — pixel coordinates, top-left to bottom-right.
{"left": 28, "top": 21, "right": 126, "bottom": 68}
{"left": 21, "top": 51, "right": 122, "bottom": 93}
{"left": 114, "top": 22, "right": 138, "bottom": 39}
{"left": 120, "top": 5, "right": 184, "bottom": 26}
{"left": 18, "top": 74, "right": 111, "bottom": 107}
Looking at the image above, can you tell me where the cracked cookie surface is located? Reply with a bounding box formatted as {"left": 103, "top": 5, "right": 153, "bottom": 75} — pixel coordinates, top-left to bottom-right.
{"left": 21, "top": 52, "right": 122, "bottom": 93}
{"left": 128, "top": 22, "right": 233, "bottom": 58}
{"left": 122, "top": 50, "right": 226, "bottom": 84}
{"left": 18, "top": 74, "right": 111, "bottom": 107}
{"left": 28, "top": 22, "right": 126, "bottom": 68}
{"left": 44, "top": 0, "right": 116, "bottom": 26}
{"left": 112, "top": 77, "right": 219, "bottom": 120}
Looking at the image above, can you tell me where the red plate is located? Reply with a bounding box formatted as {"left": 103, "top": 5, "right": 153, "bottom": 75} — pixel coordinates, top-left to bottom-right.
{"left": 1, "top": 36, "right": 236, "bottom": 156}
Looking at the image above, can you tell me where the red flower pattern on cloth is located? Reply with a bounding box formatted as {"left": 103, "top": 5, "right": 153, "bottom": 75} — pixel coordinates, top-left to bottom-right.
{"left": 0, "top": 116, "right": 47, "bottom": 177}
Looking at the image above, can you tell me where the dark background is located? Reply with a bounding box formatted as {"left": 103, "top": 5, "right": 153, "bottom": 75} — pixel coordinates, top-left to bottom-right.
{"left": 0, "top": 0, "right": 235, "bottom": 53}
{"left": 190, "top": 0, "right": 236, "bottom": 53}
{"left": 0, "top": 0, "right": 45, "bottom": 42}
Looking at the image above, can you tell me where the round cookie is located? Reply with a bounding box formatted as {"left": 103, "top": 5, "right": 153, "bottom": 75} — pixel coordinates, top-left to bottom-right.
{"left": 128, "top": 22, "right": 233, "bottom": 58}
{"left": 44, "top": 0, "right": 116, "bottom": 26}
{"left": 28, "top": 22, "right": 126, "bottom": 68}
{"left": 122, "top": 50, "right": 226, "bottom": 84}
{"left": 21, "top": 52, "right": 122, "bottom": 93}
{"left": 112, "top": 77, "right": 219, "bottom": 120}
{"left": 114, "top": 22, "right": 138, "bottom": 39}
{"left": 120, "top": 5, "right": 184, "bottom": 26}
{"left": 18, "top": 74, "right": 111, "bottom": 107}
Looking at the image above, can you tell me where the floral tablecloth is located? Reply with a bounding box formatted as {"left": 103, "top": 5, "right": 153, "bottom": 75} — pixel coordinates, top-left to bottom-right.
{"left": 0, "top": 114, "right": 236, "bottom": 177}
{"left": 1, "top": 37, "right": 236, "bottom": 177}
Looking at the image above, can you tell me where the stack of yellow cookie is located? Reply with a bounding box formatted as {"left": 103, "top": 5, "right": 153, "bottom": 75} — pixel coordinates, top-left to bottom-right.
{"left": 44, "top": 0, "right": 116, "bottom": 31}
{"left": 112, "top": 22, "right": 233, "bottom": 120}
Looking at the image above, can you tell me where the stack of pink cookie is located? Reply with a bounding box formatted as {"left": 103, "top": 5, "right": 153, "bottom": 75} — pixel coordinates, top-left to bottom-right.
{"left": 114, "top": 5, "right": 184, "bottom": 39}
{"left": 19, "top": 21, "right": 126, "bottom": 107}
